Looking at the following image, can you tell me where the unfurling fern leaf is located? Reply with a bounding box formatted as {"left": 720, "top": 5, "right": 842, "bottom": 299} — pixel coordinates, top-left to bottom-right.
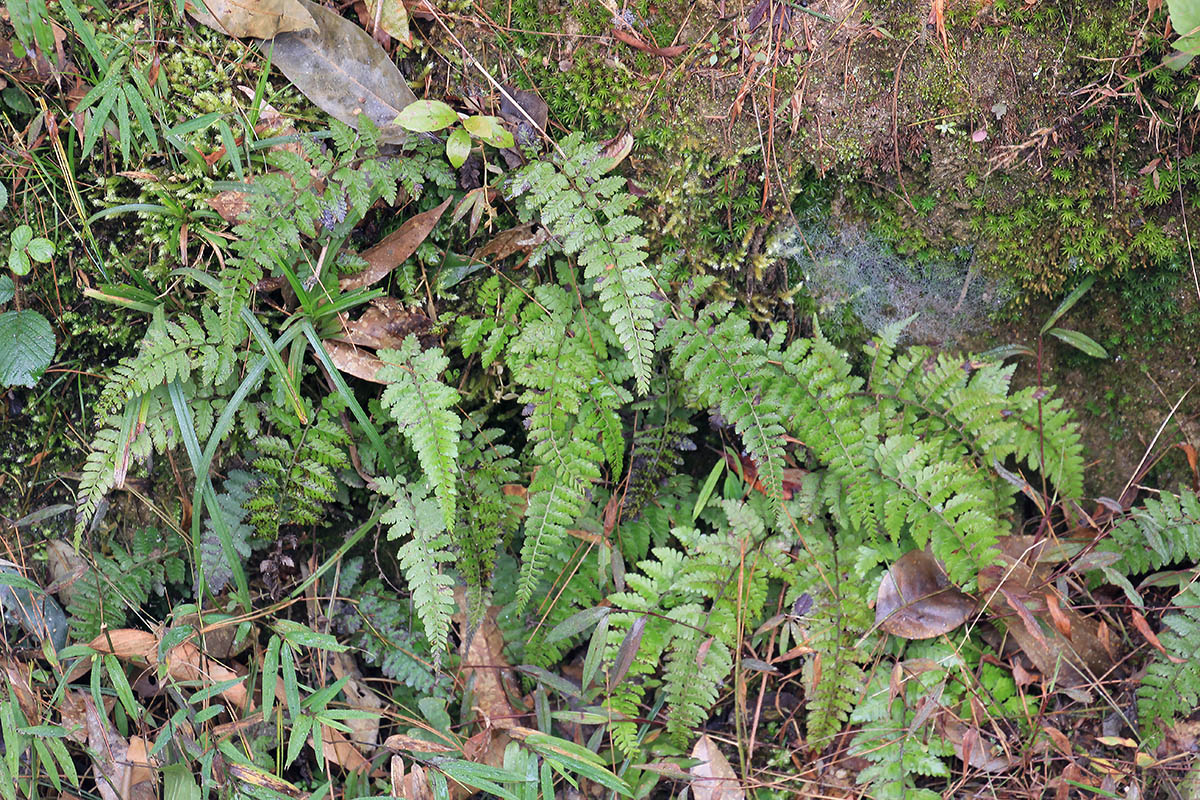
{"left": 378, "top": 337, "right": 462, "bottom": 531}
{"left": 377, "top": 476, "right": 456, "bottom": 666}
{"left": 513, "top": 133, "right": 659, "bottom": 394}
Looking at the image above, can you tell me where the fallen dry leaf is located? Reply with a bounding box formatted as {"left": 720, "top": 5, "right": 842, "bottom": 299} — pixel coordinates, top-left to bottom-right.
{"left": 208, "top": 190, "right": 252, "bottom": 222}
{"left": 875, "top": 550, "right": 976, "bottom": 639}
{"left": 689, "top": 734, "right": 746, "bottom": 800}
{"left": 340, "top": 197, "right": 453, "bottom": 290}
{"left": 363, "top": 0, "right": 411, "bottom": 46}
{"left": 323, "top": 340, "right": 386, "bottom": 383}
{"left": 84, "top": 695, "right": 157, "bottom": 800}
{"left": 336, "top": 297, "right": 431, "bottom": 350}
{"left": 185, "top": 0, "right": 317, "bottom": 38}
{"left": 472, "top": 222, "right": 547, "bottom": 263}
{"left": 611, "top": 27, "right": 687, "bottom": 57}
{"left": 268, "top": 0, "right": 416, "bottom": 144}
{"left": 598, "top": 130, "right": 634, "bottom": 171}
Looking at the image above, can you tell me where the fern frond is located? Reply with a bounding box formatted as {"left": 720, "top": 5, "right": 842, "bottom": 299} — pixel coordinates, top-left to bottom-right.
{"left": 515, "top": 133, "right": 659, "bottom": 394}
{"left": 378, "top": 476, "right": 456, "bottom": 666}
{"left": 378, "top": 337, "right": 462, "bottom": 531}
{"left": 660, "top": 302, "right": 788, "bottom": 520}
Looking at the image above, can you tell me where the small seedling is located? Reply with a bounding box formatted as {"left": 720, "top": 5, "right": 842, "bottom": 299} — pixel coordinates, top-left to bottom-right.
{"left": 393, "top": 99, "right": 515, "bottom": 168}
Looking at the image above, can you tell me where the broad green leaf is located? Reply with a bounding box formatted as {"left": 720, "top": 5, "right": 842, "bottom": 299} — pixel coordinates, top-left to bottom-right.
{"left": 463, "top": 115, "right": 514, "bottom": 148}
{"left": 395, "top": 99, "right": 458, "bottom": 132}
{"left": 0, "top": 310, "right": 54, "bottom": 387}
{"left": 162, "top": 763, "right": 202, "bottom": 800}
{"left": 1048, "top": 327, "right": 1108, "bottom": 359}
{"left": 7, "top": 248, "right": 29, "bottom": 276}
{"left": 10, "top": 225, "right": 32, "bottom": 251}
{"left": 0, "top": 182, "right": 7, "bottom": 211}
{"left": 446, "top": 126, "right": 471, "bottom": 167}
{"left": 1169, "top": 0, "right": 1200, "bottom": 52}
{"left": 26, "top": 238, "right": 54, "bottom": 263}
{"left": 0, "top": 276, "right": 14, "bottom": 305}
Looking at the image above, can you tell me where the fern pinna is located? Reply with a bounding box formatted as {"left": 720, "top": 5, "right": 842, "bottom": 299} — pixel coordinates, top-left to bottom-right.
{"left": 1095, "top": 487, "right": 1200, "bottom": 745}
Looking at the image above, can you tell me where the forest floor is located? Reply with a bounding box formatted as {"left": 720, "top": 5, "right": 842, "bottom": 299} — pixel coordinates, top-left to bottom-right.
{"left": 2, "top": 0, "right": 1200, "bottom": 799}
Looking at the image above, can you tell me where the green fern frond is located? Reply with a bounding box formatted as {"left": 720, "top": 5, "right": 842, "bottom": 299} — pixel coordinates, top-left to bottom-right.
{"left": 378, "top": 476, "right": 456, "bottom": 666}
{"left": 514, "top": 133, "right": 659, "bottom": 394}
{"left": 660, "top": 302, "right": 788, "bottom": 519}
{"left": 378, "top": 337, "right": 462, "bottom": 531}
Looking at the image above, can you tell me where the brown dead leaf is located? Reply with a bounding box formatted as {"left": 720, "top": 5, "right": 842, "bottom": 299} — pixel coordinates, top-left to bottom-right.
{"left": 1130, "top": 608, "right": 1187, "bottom": 663}
{"left": 598, "top": 130, "right": 634, "bottom": 171}
{"left": 611, "top": 27, "right": 688, "bottom": 57}
{"left": 330, "top": 652, "right": 383, "bottom": 748}
{"left": 185, "top": 0, "right": 317, "bottom": 38}
{"left": 936, "top": 712, "right": 1014, "bottom": 773}
{"left": 472, "top": 222, "right": 548, "bottom": 263}
{"left": 689, "top": 734, "right": 746, "bottom": 800}
{"left": 383, "top": 733, "right": 456, "bottom": 754}
{"left": 978, "top": 545, "right": 1112, "bottom": 690}
{"left": 84, "top": 695, "right": 157, "bottom": 800}
{"left": 2, "top": 659, "right": 37, "bottom": 723}
{"left": 336, "top": 298, "right": 431, "bottom": 350}
{"left": 498, "top": 85, "right": 548, "bottom": 134}
{"left": 323, "top": 339, "right": 386, "bottom": 383}
{"left": 208, "top": 190, "right": 252, "bottom": 222}
{"left": 339, "top": 197, "right": 453, "bottom": 290}
{"left": 875, "top": 550, "right": 976, "bottom": 639}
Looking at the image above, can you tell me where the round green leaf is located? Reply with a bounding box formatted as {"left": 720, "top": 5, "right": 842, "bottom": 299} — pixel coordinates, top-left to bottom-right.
{"left": 445, "top": 127, "right": 471, "bottom": 168}
{"left": 10, "top": 224, "right": 33, "bottom": 250}
{"left": 8, "top": 247, "right": 30, "bottom": 277}
{"left": 0, "top": 309, "right": 55, "bottom": 387}
{"left": 26, "top": 238, "right": 55, "bottom": 263}
{"left": 463, "top": 115, "right": 515, "bottom": 148}
{"left": 394, "top": 100, "right": 458, "bottom": 132}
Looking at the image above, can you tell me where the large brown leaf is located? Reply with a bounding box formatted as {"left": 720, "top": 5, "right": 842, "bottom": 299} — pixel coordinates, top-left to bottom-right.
{"left": 186, "top": 0, "right": 316, "bottom": 38}
{"left": 267, "top": 0, "right": 416, "bottom": 144}
{"left": 875, "top": 550, "right": 976, "bottom": 639}
{"left": 340, "top": 197, "right": 453, "bottom": 290}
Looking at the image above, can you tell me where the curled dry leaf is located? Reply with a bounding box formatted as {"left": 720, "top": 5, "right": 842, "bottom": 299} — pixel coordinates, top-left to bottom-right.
{"left": 472, "top": 222, "right": 548, "bottom": 263}
{"left": 611, "top": 27, "right": 688, "bottom": 57}
{"left": 874, "top": 550, "right": 976, "bottom": 639}
{"left": 383, "top": 733, "right": 456, "bottom": 754}
{"left": 689, "top": 734, "right": 746, "bottom": 800}
{"left": 339, "top": 197, "right": 453, "bottom": 290}
{"left": 185, "top": 0, "right": 317, "bottom": 38}
{"left": 267, "top": 0, "right": 417, "bottom": 144}
{"left": 598, "top": 129, "right": 634, "bottom": 171}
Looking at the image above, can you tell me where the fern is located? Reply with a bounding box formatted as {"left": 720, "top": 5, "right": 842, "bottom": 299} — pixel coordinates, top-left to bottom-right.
{"left": 66, "top": 528, "right": 185, "bottom": 641}
{"left": 378, "top": 337, "right": 463, "bottom": 531}
{"left": 513, "top": 133, "right": 660, "bottom": 394}
{"left": 503, "top": 286, "right": 607, "bottom": 610}
{"left": 849, "top": 649, "right": 958, "bottom": 800}
{"left": 200, "top": 470, "right": 256, "bottom": 594}
{"left": 245, "top": 396, "right": 350, "bottom": 538}
{"left": 377, "top": 476, "right": 456, "bottom": 666}
{"left": 659, "top": 294, "right": 789, "bottom": 522}
{"left": 1095, "top": 487, "right": 1200, "bottom": 744}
